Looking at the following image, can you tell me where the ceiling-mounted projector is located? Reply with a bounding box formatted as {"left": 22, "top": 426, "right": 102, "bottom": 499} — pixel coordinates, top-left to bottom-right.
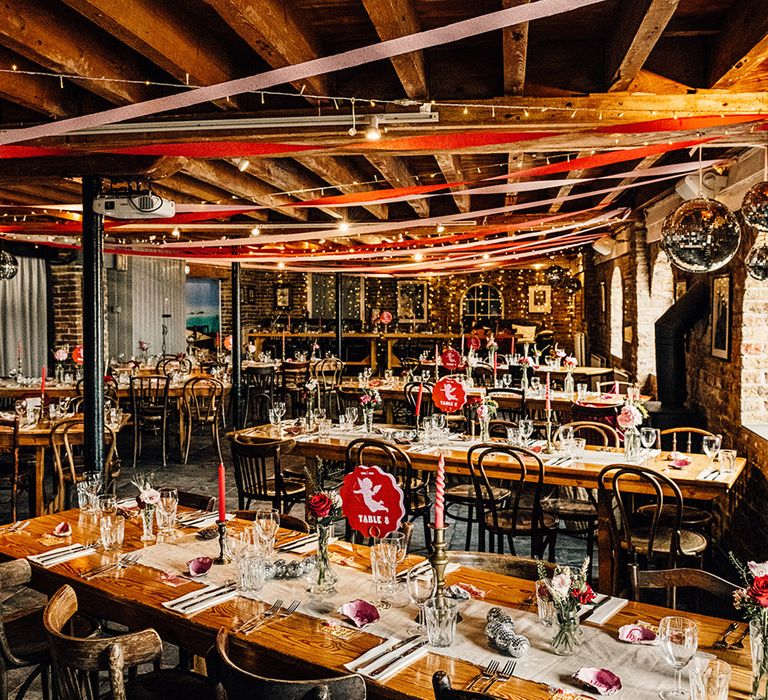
{"left": 675, "top": 172, "right": 727, "bottom": 201}
{"left": 93, "top": 192, "right": 175, "bottom": 219}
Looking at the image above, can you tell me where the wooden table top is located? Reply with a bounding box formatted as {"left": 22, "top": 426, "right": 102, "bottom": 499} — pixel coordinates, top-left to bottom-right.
{"left": 0, "top": 509, "right": 754, "bottom": 699}
{"left": 0, "top": 413, "right": 131, "bottom": 448}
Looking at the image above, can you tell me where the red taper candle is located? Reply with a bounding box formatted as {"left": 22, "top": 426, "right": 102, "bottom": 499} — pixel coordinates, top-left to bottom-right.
{"left": 217, "top": 462, "right": 226, "bottom": 521}
{"left": 40, "top": 365, "right": 46, "bottom": 396}
{"left": 434, "top": 452, "right": 445, "bottom": 528}
{"left": 415, "top": 382, "right": 423, "bottom": 417}
{"left": 545, "top": 371, "right": 551, "bottom": 413}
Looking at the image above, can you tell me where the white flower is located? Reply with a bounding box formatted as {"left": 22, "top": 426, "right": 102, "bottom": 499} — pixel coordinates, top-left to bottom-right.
{"left": 748, "top": 561, "right": 768, "bottom": 577}
{"left": 247, "top": 344, "right": 256, "bottom": 354}
{"left": 140, "top": 488, "right": 160, "bottom": 506}
{"left": 550, "top": 572, "right": 572, "bottom": 597}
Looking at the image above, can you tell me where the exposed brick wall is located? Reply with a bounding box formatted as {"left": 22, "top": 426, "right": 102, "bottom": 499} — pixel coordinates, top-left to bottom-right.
{"left": 50, "top": 263, "right": 84, "bottom": 348}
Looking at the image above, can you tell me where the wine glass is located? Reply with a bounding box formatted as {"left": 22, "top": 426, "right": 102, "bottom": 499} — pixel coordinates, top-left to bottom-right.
{"left": 254, "top": 508, "right": 280, "bottom": 555}
{"left": 156, "top": 488, "right": 179, "bottom": 534}
{"left": 14, "top": 400, "right": 26, "bottom": 425}
{"left": 658, "top": 616, "right": 698, "bottom": 699}
{"left": 702, "top": 434, "right": 722, "bottom": 467}
{"left": 530, "top": 377, "right": 541, "bottom": 396}
{"left": 640, "top": 427, "right": 658, "bottom": 462}
{"left": 407, "top": 565, "right": 436, "bottom": 636}
{"left": 345, "top": 407, "right": 358, "bottom": 425}
{"left": 273, "top": 401, "right": 287, "bottom": 421}
{"left": 519, "top": 419, "right": 534, "bottom": 446}
{"left": 376, "top": 531, "right": 407, "bottom": 566}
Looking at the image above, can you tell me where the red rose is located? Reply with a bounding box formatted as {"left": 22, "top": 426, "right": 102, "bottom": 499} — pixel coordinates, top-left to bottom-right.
{"left": 308, "top": 493, "right": 332, "bottom": 519}
{"left": 748, "top": 575, "right": 768, "bottom": 607}
{"left": 572, "top": 584, "right": 596, "bottom": 605}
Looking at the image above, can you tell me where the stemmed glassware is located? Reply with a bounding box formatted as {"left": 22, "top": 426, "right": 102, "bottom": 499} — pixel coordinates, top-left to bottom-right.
{"left": 253, "top": 508, "right": 280, "bottom": 557}
{"left": 273, "top": 401, "right": 286, "bottom": 437}
{"left": 702, "top": 434, "right": 722, "bottom": 467}
{"left": 345, "top": 407, "right": 358, "bottom": 426}
{"left": 156, "top": 488, "right": 179, "bottom": 535}
{"left": 407, "top": 565, "right": 437, "bottom": 636}
{"left": 640, "top": 427, "right": 658, "bottom": 462}
{"left": 519, "top": 419, "right": 533, "bottom": 446}
{"left": 530, "top": 377, "right": 541, "bottom": 396}
{"left": 658, "top": 616, "right": 698, "bottom": 699}
{"left": 14, "top": 400, "right": 26, "bottom": 425}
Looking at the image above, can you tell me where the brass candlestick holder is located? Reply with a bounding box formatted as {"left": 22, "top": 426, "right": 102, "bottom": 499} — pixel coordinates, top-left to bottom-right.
{"left": 429, "top": 523, "right": 450, "bottom": 597}
{"left": 214, "top": 520, "right": 231, "bottom": 565}
{"left": 543, "top": 409, "right": 554, "bottom": 454}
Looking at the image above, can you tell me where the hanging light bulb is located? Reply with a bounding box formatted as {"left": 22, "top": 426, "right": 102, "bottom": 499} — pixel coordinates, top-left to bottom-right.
{"left": 0, "top": 249, "right": 18, "bottom": 280}
{"left": 236, "top": 158, "right": 250, "bottom": 172}
{"left": 250, "top": 227, "right": 260, "bottom": 236}
{"left": 338, "top": 221, "right": 350, "bottom": 232}
{"left": 365, "top": 116, "right": 381, "bottom": 141}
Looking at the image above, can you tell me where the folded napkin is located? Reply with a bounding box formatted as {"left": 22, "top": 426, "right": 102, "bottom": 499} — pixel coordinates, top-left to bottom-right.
{"left": 344, "top": 637, "right": 429, "bottom": 681}
{"left": 162, "top": 583, "right": 238, "bottom": 616}
{"left": 279, "top": 535, "right": 338, "bottom": 555}
{"left": 580, "top": 594, "right": 628, "bottom": 625}
{"left": 116, "top": 497, "right": 139, "bottom": 509}
{"left": 182, "top": 513, "right": 235, "bottom": 529}
{"left": 696, "top": 468, "right": 723, "bottom": 481}
{"left": 294, "top": 434, "right": 318, "bottom": 443}
{"left": 28, "top": 543, "right": 98, "bottom": 568}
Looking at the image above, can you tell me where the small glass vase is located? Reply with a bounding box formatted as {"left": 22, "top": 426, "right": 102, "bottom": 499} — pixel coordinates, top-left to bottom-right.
{"left": 479, "top": 418, "right": 490, "bottom": 442}
{"left": 363, "top": 408, "right": 374, "bottom": 433}
{"left": 141, "top": 505, "right": 156, "bottom": 541}
{"left": 307, "top": 523, "right": 338, "bottom": 597}
{"left": 751, "top": 618, "right": 768, "bottom": 699}
{"left": 624, "top": 425, "right": 641, "bottom": 463}
{"left": 551, "top": 609, "right": 583, "bottom": 656}
{"left": 55, "top": 363, "right": 65, "bottom": 384}
{"left": 564, "top": 369, "right": 575, "bottom": 397}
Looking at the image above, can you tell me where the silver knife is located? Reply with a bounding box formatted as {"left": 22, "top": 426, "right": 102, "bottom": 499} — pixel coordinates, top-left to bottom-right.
{"left": 581, "top": 595, "right": 612, "bottom": 621}
{"left": 368, "top": 639, "right": 428, "bottom": 678}
{"left": 350, "top": 635, "right": 421, "bottom": 672}
{"left": 277, "top": 535, "right": 317, "bottom": 552}
{"left": 35, "top": 544, "right": 92, "bottom": 563}
{"left": 174, "top": 583, "right": 237, "bottom": 611}
{"left": 396, "top": 560, "right": 431, "bottom": 582}
{"left": 706, "top": 470, "right": 721, "bottom": 481}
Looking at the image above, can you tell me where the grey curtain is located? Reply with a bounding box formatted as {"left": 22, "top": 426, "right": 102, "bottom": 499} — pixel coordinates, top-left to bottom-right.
{"left": 0, "top": 256, "right": 48, "bottom": 377}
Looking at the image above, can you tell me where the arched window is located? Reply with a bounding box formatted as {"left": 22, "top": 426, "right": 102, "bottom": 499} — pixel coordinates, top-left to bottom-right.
{"left": 637, "top": 252, "right": 674, "bottom": 385}
{"left": 462, "top": 284, "right": 503, "bottom": 326}
{"left": 610, "top": 267, "right": 623, "bottom": 360}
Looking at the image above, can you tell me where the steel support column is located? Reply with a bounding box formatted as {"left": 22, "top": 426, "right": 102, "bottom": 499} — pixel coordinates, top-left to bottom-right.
{"left": 231, "top": 262, "right": 242, "bottom": 429}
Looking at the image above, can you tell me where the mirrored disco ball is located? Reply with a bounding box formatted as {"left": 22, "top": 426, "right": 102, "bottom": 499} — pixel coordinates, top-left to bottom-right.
{"left": 545, "top": 265, "right": 567, "bottom": 287}
{"left": 742, "top": 181, "right": 768, "bottom": 230}
{"left": 0, "top": 250, "right": 17, "bottom": 280}
{"left": 562, "top": 276, "right": 582, "bottom": 293}
{"left": 661, "top": 198, "right": 741, "bottom": 273}
{"left": 746, "top": 238, "right": 768, "bottom": 281}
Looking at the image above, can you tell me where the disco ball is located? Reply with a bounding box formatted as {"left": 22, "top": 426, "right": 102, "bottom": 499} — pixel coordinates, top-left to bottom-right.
{"left": 661, "top": 198, "right": 741, "bottom": 273}
{"left": 742, "top": 181, "right": 768, "bottom": 230}
{"left": 746, "top": 237, "right": 768, "bottom": 281}
{"left": 562, "top": 276, "right": 582, "bottom": 293}
{"left": 0, "top": 250, "right": 17, "bottom": 280}
{"left": 545, "top": 265, "right": 567, "bottom": 287}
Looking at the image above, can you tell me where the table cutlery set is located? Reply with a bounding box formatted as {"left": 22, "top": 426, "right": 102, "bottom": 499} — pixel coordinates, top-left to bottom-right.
{"left": 276, "top": 534, "right": 318, "bottom": 553}
{"left": 164, "top": 580, "right": 238, "bottom": 616}
{"left": 713, "top": 621, "right": 749, "bottom": 650}
{"left": 81, "top": 551, "right": 142, "bottom": 580}
{"left": 467, "top": 659, "right": 517, "bottom": 692}
{"left": 700, "top": 469, "right": 721, "bottom": 481}
{"left": 346, "top": 636, "right": 430, "bottom": 681}
{"left": 234, "top": 599, "right": 300, "bottom": 636}
{"left": 0, "top": 520, "right": 29, "bottom": 534}
{"left": 28, "top": 541, "right": 99, "bottom": 568}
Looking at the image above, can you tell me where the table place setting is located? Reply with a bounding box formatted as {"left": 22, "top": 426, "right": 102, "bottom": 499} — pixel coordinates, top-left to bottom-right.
{"left": 27, "top": 541, "right": 100, "bottom": 568}
{"left": 163, "top": 581, "right": 239, "bottom": 616}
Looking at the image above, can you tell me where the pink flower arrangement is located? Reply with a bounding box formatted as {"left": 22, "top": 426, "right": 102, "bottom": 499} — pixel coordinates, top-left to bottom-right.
{"left": 555, "top": 348, "right": 566, "bottom": 358}
{"left": 564, "top": 356, "right": 578, "bottom": 368}
{"left": 617, "top": 404, "right": 643, "bottom": 430}
{"left": 519, "top": 356, "right": 535, "bottom": 367}
{"left": 138, "top": 340, "right": 150, "bottom": 352}
{"left": 53, "top": 347, "right": 68, "bottom": 362}
{"left": 359, "top": 388, "right": 382, "bottom": 408}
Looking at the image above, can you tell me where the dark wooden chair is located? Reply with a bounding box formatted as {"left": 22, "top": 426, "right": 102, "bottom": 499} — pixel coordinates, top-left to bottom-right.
{"left": 75, "top": 376, "right": 119, "bottom": 408}
{"left": 629, "top": 564, "right": 738, "bottom": 610}
{"left": 598, "top": 464, "right": 709, "bottom": 596}
{"left": 43, "top": 585, "right": 214, "bottom": 700}
{"left": 280, "top": 361, "right": 310, "bottom": 417}
{"left": 432, "top": 671, "right": 493, "bottom": 700}
{"left": 155, "top": 355, "right": 193, "bottom": 377}
{"left": 554, "top": 421, "right": 620, "bottom": 447}
{"left": 486, "top": 387, "right": 526, "bottom": 423}
{"left": 229, "top": 437, "right": 306, "bottom": 512}
{"left": 312, "top": 357, "right": 345, "bottom": 418}
{"left": 471, "top": 362, "right": 494, "bottom": 388}
{"left": 130, "top": 374, "right": 171, "bottom": 469}
{"left": 234, "top": 510, "right": 310, "bottom": 533}
{"left": 447, "top": 551, "right": 555, "bottom": 580}
{"left": 0, "top": 416, "right": 32, "bottom": 523}
{"left": 178, "top": 490, "right": 215, "bottom": 512}
{"left": 242, "top": 366, "right": 275, "bottom": 426}
{"left": 212, "top": 628, "right": 366, "bottom": 699}
{"left": 570, "top": 402, "right": 620, "bottom": 429}
{"left": 181, "top": 377, "right": 224, "bottom": 464}
{"left": 466, "top": 443, "right": 557, "bottom": 559}
{"left": 403, "top": 382, "right": 434, "bottom": 425}
{"left": 345, "top": 438, "right": 432, "bottom": 552}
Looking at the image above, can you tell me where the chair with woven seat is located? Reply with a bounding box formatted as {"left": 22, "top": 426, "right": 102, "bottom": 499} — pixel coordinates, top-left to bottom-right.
{"left": 0, "top": 417, "right": 33, "bottom": 523}
{"left": 242, "top": 366, "right": 275, "bottom": 426}
{"left": 345, "top": 438, "right": 432, "bottom": 552}
{"left": 629, "top": 564, "right": 738, "bottom": 610}
{"left": 447, "top": 551, "right": 555, "bottom": 581}
{"left": 229, "top": 437, "right": 306, "bottom": 512}
{"left": 181, "top": 377, "right": 224, "bottom": 464}
{"left": 44, "top": 585, "right": 214, "bottom": 700}
{"left": 212, "top": 628, "right": 366, "bottom": 699}
{"left": 467, "top": 443, "right": 558, "bottom": 559}
{"left": 598, "top": 464, "right": 709, "bottom": 596}
{"left": 130, "top": 374, "right": 171, "bottom": 469}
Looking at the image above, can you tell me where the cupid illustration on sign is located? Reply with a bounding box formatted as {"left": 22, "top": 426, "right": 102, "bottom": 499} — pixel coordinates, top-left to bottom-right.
{"left": 353, "top": 477, "right": 388, "bottom": 513}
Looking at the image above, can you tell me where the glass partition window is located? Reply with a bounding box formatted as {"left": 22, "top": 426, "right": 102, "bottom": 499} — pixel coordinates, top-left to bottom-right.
{"left": 462, "top": 284, "right": 503, "bottom": 325}
{"left": 309, "top": 274, "right": 362, "bottom": 320}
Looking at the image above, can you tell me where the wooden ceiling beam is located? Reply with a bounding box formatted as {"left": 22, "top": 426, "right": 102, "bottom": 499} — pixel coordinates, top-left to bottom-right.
{"left": 360, "top": 0, "right": 427, "bottom": 99}
{"left": 502, "top": 0, "right": 529, "bottom": 96}
{"left": 0, "top": 0, "right": 156, "bottom": 105}
{"left": 160, "top": 174, "right": 269, "bottom": 222}
{"left": 708, "top": 0, "right": 768, "bottom": 89}
{"left": 596, "top": 153, "right": 665, "bottom": 207}
{"left": 505, "top": 152, "right": 537, "bottom": 206}
{"left": 434, "top": 154, "right": 469, "bottom": 213}
{"left": 202, "top": 0, "right": 331, "bottom": 98}
{"left": 182, "top": 160, "right": 309, "bottom": 222}
{"left": 365, "top": 155, "right": 430, "bottom": 217}
{"left": 605, "top": 0, "right": 679, "bottom": 92}
{"left": 60, "top": 0, "right": 240, "bottom": 110}
{"left": 295, "top": 156, "right": 389, "bottom": 220}
{"left": 548, "top": 151, "right": 592, "bottom": 213}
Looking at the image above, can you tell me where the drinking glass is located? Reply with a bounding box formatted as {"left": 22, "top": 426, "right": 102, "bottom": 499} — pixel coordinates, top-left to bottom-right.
{"left": 641, "top": 427, "right": 658, "bottom": 451}
{"left": 658, "top": 616, "right": 698, "bottom": 699}
{"left": 688, "top": 658, "right": 731, "bottom": 700}
{"left": 535, "top": 579, "right": 555, "bottom": 626}
{"left": 254, "top": 508, "right": 280, "bottom": 556}
{"left": 313, "top": 408, "right": 327, "bottom": 424}
{"left": 702, "top": 435, "right": 722, "bottom": 466}
{"left": 317, "top": 418, "right": 332, "bottom": 437}
{"left": 370, "top": 542, "right": 398, "bottom": 602}
{"left": 156, "top": 488, "right": 179, "bottom": 534}
{"left": 424, "top": 597, "right": 457, "bottom": 647}
{"left": 506, "top": 427, "right": 521, "bottom": 446}
{"left": 558, "top": 425, "right": 574, "bottom": 453}
{"left": 231, "top": 528, "right": 266, "bottom": 593}
{"left": 14, "top": 399, "right": 25, "bottom": 423}
{"left": 719, "top": 449, "right": 737, "bottom": 474}
{"left": 431, "top": 414, "right": 446, "bottom": 431}
{"left": 100, "top": 515, "right": 125, "bottom": 551}
{"left": 384, "top": 369, "right": 394, "bottom": 383}
{"left": 502, "top": 373, "right": 512, "bottom": 388}
{"left": 97, "top": 494, "right": 117, "bottom": 517}
{"left": 345, "top": 407, "right": 358, "bottom": 425}
{"left": 519, "top": 419, "right": 534, "bottom": 445}
{"left": 407, "top": 565, "right": 436, "bottom": 635}
{"left": 375, "top": 531, "right": 407, "bottom": 565}
{"left": 268, "top": 408, "right": 279, "bottom": 432}
{"left": 570, "top": 437, "right": 586, "bottom": 463}
{"left": 576, "top": 383, "right": 588, "bottom": 402}
{"left": 82, "top": 471, "right": 102, "bottom": 513}
{"left": 273, "top": 401, "right": 287, "bottom": 422}
{"left": 530, "top": 377, "right": 541, "bottom": 395}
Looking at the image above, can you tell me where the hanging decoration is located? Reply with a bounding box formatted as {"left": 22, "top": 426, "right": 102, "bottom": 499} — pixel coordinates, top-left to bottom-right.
{"left": 561, "top": 277, "right": 583, "bottom": 294}
{"left": 0, "top": 249, "right": 18, "bottom": 280}
{"left": 747, "top": 231, "right": 768, "bottom": 281}
{"left": 545, "top": 265, "right": 568, "bottom": 287}
{"left": 661, "top": 198, "right": 741, "bottom": 273}
{"left": 742, "top": 182, "right": 768, "bottom": 231}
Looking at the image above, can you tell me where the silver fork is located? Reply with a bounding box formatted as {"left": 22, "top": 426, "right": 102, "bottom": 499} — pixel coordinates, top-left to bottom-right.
{"left": 82, "top": 552, "right": 141, "bottom": 580}
{"left": 280, "top": 600, "right": 300, "bottom": 618}
{"left": 729, "top": 626, "right": 749, "bottom": 650}
{"left": 235, "top": 598, "right": 282, "bottom": 635}
{"left": 483, "top": 659, "right": 516, "bottom": 692}
{"left": 466, "top": 660, "right": 498, "bottom": 691}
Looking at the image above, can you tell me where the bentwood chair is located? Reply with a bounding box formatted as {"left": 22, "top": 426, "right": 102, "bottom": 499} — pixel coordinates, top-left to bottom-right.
{"left": 466, "top": 443, "right": 558, "bottom": 559}
{"left": 403, "top": 382, "right": 435, "bottom": 425}
{"left": 181, "top": 377, "right": 224, "bottom": 464}
{"left": 155, "top": 355, "right": 193, "bottom": 377}
{"left": 447, "top": 551, "right": 555, "bottom": 581}
{"left": 44, "top": 585, "right": 214, "bottom": 700}
{"left": 345, "top": 438, "right": 432, "bottom": 552}
{"left": 212, "top": 629, "right": 366, "bottom": 699}
{"left": 242, "top": 366, "right": 275, "bottom": 426}
{"left": 75, "top": 377, "right": 119, "bottom": 408}
{"left": 50, "top": 418, "right": 118, "bottom": 510}
{"left": 312, "top": 357, "right": 345, "bottom": 417}
{"left": 596, "top": 381, "right": 635, "bottom": 395}
{"left": 598, "top": 464, "right": 709, "bottom": 596}
{"left": 656, "top": 427, "right": 715, "bottom": 453}
{"left": 432, "top": 671, "right": 496, "bottom": 700}
{"left": 229, "top": 437, "right": 306, "bottom": 512}
{"left": 130, "top": 375, "right": 171, "bottom": 469}
{"left": 280, "top": 361, "right": 310, "bottom": 417}
{"left": 0, "top": 416, "right": 33, "bottom": 523}
{"left": 629, "top": 564, "right": 738, "bottom": 611}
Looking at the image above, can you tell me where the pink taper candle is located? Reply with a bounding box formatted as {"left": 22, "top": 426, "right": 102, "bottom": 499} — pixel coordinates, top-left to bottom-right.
{"left": 434, "top": 452, "right": 445, "bottom": 528}
{"left": 217, "top": 462, "right": 226, "bottom": 522}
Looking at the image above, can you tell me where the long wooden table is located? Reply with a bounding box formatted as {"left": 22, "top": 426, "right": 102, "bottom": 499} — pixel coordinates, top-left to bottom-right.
{"left": 0, "top": 509, "right": 754, "bottom": 699}
{"left": 260, "top": 427, "right": 746, "bottom": 590}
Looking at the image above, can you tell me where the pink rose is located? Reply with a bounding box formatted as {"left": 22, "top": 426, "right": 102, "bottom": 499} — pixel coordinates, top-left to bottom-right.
{"left": 617, "top": 405, "right": 641, "bottom": 430}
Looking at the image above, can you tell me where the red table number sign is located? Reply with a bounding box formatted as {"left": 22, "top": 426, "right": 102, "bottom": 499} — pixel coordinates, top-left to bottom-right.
{"left": 379, "top": 311, "right": 392, "bottom": 325}
{"left": 340, "top": 465, "right": 405, "bottom": 538}
{"left": 432, "top": 376, "right": 467, "bottom": 413}
{"left": 441, "top": 348, "right": 462, "bottom": 370}
{"left": 223, "top": 335, "right": 233, "bottom": 351}
{"left": 468, "top": 335, "right": 481, "bottom": 351}
{"left": 71, "top": 345, "right": 84, "bottom": 365}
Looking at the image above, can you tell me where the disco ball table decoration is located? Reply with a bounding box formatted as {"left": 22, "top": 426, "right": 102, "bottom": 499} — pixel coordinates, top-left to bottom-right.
{"left": 742, "top": 181, "right": 768, "bottom": 231}
{"left": 661, "top": 198, "right": 741, "bottom": 273}
{"left": 0, "top": 250, "right": 18, "bottom": 280}
{"left": 562, "top": 277, "right": 582, "bottom": 293}
{"left": 746, "top": 234, "right": 768, "bottom": 281}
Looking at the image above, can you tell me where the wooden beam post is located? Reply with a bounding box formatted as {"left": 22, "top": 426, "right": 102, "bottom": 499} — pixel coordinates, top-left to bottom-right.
{"left": 708, "top": 0, "right": 768, "bottom": 89}
{"left": 502, "top": 0, "right": 530, "bottom": 96}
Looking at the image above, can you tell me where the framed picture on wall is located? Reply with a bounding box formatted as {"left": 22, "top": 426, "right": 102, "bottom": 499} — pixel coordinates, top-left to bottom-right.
{"left": 397, "top": 280, "right": 428, "bottom": 323}
{"left": 528, "top": 285, "right": 551, "bottom": 314}
{"left": 711, "top": 274, "right": 730, "bottom": 360}
{"left": 274, "top": 284, "right": 291, "bottom": 310}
